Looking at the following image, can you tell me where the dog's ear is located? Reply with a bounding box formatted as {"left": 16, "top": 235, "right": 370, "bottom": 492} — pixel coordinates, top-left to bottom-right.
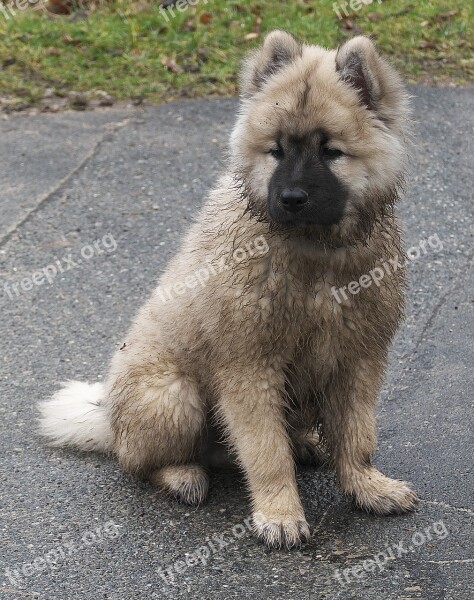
{"left": 240, "top": 30, "right": 302, "bottom": 97}
{"left": 336, "top": 36, "right": 405, "bottom": 115}
{"left": 336, "top": 36, "right": 383, "bottom": 111}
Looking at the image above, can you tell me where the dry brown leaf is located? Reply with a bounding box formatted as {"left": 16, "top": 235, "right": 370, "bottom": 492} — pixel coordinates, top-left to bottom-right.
{"left": 46, "top": 0, "right": 70, "bottom": 15}
{"left": 182, "top": 64, "right": 201, "bottom": 73}
{"left": 197, "top": 47, "right": 209, "bottom": 62}
{"left": 63, "top": 35, "right": 81, "bottom": 46}
{"left": 244, "top": 32, "right": 259, "bottom": 41}
{"left": 418, "top": 41, "right": 437, "bottom": 49}
{"left": 200, "top": 11, "right": 212, "bottom": 25}
{"left": 162, "top": 58, "right": 184, "bottom": 73}
{"left": 367, "top": 12, "right": 382, "bottom": 21}
{"left": 435, "top": 10, "right": 459, "bottom": 21}
{"left": 183, "top": 19, "right": 196, "bottom": 32}
{"left": 254, "top": 16, "right": 262, "bottom": 34}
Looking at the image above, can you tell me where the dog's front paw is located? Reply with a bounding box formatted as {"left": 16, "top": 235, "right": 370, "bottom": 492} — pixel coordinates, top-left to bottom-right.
{"left": 348, "top": 468, "right": 418, "bottom": 515}
{"left": 252, "top": 511, "right": 310, "bottom": 548}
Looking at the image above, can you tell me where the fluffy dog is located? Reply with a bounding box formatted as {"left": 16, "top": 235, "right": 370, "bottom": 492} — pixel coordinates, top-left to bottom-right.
{"left": 39, "top": 31, "right": 418, "bottom": 548}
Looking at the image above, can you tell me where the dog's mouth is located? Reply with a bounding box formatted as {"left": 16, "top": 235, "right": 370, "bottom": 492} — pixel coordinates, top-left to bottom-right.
{"left": 269, "top": 220, "right": 346, "bottom": 250}
{"left": 290, "top": 232, "right": 346, "bottom": 254}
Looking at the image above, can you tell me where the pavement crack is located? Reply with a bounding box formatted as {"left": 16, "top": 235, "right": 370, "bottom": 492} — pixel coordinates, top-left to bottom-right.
{"left": 311, "top": 507, "right": 331, "bottom": 537}
{"left": 0, "top": 586, "right": 41, "bottom": 597}
{"left": 424, "top": 558, "right": 474, "bottom": 565}
{"left": 0, "top": 116, "right": 137, "bottom": 251}
{"left": 410, "top": 249, "right": 473, "bottom": 356}
{"left": 420, "top": 499, "right": 474, "bottom": 517}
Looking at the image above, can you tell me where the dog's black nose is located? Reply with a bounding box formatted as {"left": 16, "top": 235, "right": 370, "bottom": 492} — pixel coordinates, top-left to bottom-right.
{"left": 280, "top": 188, "right": 309, "bottom": 214}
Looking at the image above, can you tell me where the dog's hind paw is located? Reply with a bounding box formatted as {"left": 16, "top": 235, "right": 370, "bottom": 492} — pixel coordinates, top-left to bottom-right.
{"left": 151, "top": 464, "right": 209, "bottom": 506}
{"left": 292, "top": 430, "right": 328, "bottom": 467}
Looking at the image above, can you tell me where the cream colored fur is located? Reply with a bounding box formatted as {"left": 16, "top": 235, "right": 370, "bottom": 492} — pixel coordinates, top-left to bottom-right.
{"left": 39, "top": 32, "right": 417, "bottom": 548}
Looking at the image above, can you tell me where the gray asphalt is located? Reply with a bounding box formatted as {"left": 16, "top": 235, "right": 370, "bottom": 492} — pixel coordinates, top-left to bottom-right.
{"left": 0, "top": 87, "right": 473, "bottom": 600}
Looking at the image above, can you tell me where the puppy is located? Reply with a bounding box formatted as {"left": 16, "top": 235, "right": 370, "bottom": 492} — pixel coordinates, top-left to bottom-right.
{"left": 40, "top": 31, "right": 418, "bottom": 548}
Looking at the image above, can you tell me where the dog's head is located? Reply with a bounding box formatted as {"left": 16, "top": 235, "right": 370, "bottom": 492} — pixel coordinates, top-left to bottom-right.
{"left": 231, "top": 31, "right": 410, "bottom": 247}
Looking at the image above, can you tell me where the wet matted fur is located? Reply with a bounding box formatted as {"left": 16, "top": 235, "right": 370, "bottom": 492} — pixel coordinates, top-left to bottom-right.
{"left": 39, "top": 31, "right": 418, "bottom": 548}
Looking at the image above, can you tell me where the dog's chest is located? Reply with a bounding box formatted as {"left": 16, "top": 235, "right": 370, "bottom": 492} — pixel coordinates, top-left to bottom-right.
{"left": 260, "top": 268, "right": 360, "bottom": 354}
{"left": 304, "top": 277, "right": 356, "bottom": 341}
{"left": 288, "top": 277, "right": 362, "bottom": 382}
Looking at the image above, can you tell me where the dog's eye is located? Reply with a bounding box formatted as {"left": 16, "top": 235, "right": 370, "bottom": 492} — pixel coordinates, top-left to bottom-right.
{"left": 269, "top": 144, "right": 284, "bottom": 160}
{"left": 322, "top": 145, "right": 344, "bottom": 159}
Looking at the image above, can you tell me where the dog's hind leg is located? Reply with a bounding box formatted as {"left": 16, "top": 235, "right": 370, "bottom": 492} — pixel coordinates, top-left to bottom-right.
{"left": 108, "top": 357, "right": 208, "bottom": 505}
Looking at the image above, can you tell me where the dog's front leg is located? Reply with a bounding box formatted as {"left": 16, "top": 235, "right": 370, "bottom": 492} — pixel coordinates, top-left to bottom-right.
{"left": 216, "top": 367, "right": 310, "bottom": 548}
{"left": 324, "top": 358, "right": 418, "bottom": 515}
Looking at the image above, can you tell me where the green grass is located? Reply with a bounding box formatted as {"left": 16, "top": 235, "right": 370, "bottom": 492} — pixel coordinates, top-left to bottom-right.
{"left": 0, "top": 0, "right": 472, "bottom": 109}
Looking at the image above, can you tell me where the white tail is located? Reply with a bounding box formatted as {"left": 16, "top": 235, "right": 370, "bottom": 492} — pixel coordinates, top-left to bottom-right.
{"left": 38, "top": 381, "right": 113, "bottom": 453}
